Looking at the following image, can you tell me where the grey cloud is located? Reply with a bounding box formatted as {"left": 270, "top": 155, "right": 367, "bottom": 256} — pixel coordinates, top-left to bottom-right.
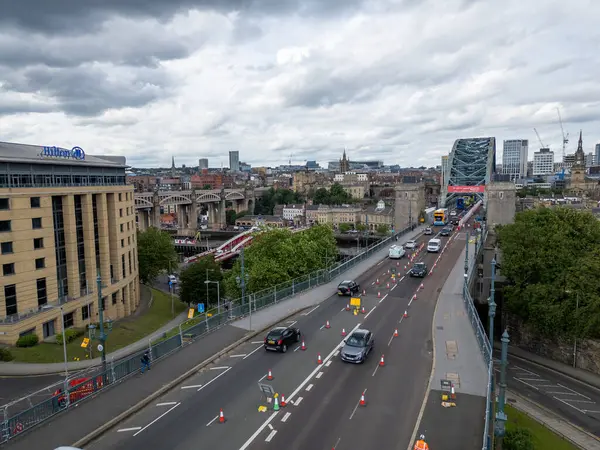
{"left": 0, "top": 100, "right": 55, "bottom": 117}
{"left": 3, "top": 65, "right": 172, "bottom": 116}
{"left": 1, "top": 0, "right": 368, "bottom": 35}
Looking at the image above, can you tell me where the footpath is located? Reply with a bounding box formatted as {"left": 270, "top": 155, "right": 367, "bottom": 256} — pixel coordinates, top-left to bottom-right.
{"left": 5, "top": 228, "right": 425, "bottom": 450}
{"left": 416, "top": 237, "right": 489, "bottom": 450}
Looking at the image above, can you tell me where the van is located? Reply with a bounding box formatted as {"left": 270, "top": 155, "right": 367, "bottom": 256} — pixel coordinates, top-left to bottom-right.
{"left": 427, "top": 239, "right": 441, "bottom": 253}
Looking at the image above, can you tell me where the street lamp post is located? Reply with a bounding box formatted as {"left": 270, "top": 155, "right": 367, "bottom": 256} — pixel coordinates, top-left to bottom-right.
{"left": 494, "top": 329, "right": 510, "bottom": 449}
{"left": 204, "top": 280, "right": 221, "bottom": 315}
{"left": 59, "top": 306, "right": 68, "bottom": 378}
{"left": 488, "top": 258, "right": 497, "bottom": 345}
{"left": 573, "top": 291, "right": 580, "bottom": 368}
{"left": 96, "top": 272, "right": 113, "bottom": 376}
{"left": 236, "top": 246, "right": 251, "bottom": 331}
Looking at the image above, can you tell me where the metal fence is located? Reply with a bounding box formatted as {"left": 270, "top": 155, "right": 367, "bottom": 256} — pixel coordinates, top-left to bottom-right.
{"left": 0, "top": 225, "right": 417, "bottom": 444}
{"left": 461, "top": 225, "right": 494, "bottom": 450}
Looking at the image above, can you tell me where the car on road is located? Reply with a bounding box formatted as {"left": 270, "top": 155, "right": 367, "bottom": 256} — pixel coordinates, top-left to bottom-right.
{"left": 424, "top": 227, "right": 433, "bottom": 235}
{"left": 337, "top": 280, "right": 360, "bottom": 296}
{"left": 427, "top": 239, "right": 441, "bottom": 253}
{"left": 168, "top": 275, "right": 178, "bottom": 284}
{"left": 340, "top": 329, "right": 374, "bottom": 363}
{"left": 404, "top": 240, "right": 417, "bottom": 249}
{"left": 440, "top": 228, "right": 451, "bottom": 236}
{"left": 264, "top": 326, "right": 301, "bottom": 353}
{"left": 409, "top": 262, "right": 428, "bottom": 277}
{"left": 388, "top": 245, "right": 406, "bottom": 259}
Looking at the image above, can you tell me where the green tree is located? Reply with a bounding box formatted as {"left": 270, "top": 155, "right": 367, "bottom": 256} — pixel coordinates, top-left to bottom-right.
{"left": 225, "top": 209, "right": 237, "bottom": 226}
{"left": 202, "top": 184, "right": 212, "bottom": 190}
{"left": 503, "top": 428, "right": 534, "bottom": 450}
{"left": 310, "top": 183, "right": 353, "bottom": 205}
{"left": 339, "top": 223, "right": 352, "bottom": 233}
{"left": 498, "top": 207, "right": 600, "bottom": 339}
{"left": 223, "top": 225, "right": 338, "bottom": 298}
{"left": 356, "top": 223, "right": 368, "bottom": 232}
{"left": 178, "top": 256, "right": 223, "bottom": 307}
{"left": 254, "top": 188, "right": 303, "bottom": 215}
{"left": 137, "top": 228, "right": 178, "bottom": 284}
{"left": 236, "top": 210, "right": 248, "bottom": 219}
{"left": 376, "top": 224, "right": 390, "bottom": 235}
{"left": 312, "top": 188, "right": 330, "bottom": 205}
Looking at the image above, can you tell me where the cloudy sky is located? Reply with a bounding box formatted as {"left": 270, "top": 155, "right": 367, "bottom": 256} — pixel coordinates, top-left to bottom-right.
{"left": 1, "top": 0, "right": 599, "bottom": 169}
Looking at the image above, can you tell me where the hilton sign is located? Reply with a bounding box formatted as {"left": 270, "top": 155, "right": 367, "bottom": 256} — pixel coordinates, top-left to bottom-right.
{"left": 40, "top": 146, "right": 86, "bottom": 161}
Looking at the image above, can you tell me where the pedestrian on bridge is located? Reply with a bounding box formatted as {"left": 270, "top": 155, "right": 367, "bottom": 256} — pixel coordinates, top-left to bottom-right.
{"left": 141, "top": 351, "right": 151, "bottom": 373}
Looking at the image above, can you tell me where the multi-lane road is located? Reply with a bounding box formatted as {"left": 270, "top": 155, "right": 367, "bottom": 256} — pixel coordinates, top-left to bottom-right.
{"left": 85, "top": 228, "right": 465, "bottom": 450}
{"left": 496, "top": 352, "right": 600, "bottom": 438}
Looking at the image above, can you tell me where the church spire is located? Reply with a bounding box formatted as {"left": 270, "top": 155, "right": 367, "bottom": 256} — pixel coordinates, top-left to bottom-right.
{"left": 577, "top": 130, "right": 583, "bottom": 153}
{"left": 574, "top": 130, "right": 585, "bottom": 166}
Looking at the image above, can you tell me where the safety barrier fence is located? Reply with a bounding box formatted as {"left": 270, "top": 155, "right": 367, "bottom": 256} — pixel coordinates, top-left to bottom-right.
{"left": 461, "top": 225, "right": 493, "bottom": 450}
{"left": 0, "top": 224, "right": 418, "bottom": 444}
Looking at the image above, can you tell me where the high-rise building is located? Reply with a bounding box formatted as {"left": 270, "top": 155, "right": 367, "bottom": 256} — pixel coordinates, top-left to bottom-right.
{"left": 198, "top": 158, "right": 208, "bottom": 170}
{"left": 533, "top": 148, "right": 554, "bottom": 176}
{"left": 595, "top": 143, "right": 600, "bottom": 166}
{"left": 229, "top": 151, "right": 240, "bottom": 172}
{"left": 0, "top": 142, "right": 139, "bottom": 345}
{"left": 502, "top": 140, "right": 528, "bottom": 181}
{"left": 441, "top": 155, "right": 449, "bottom": 186}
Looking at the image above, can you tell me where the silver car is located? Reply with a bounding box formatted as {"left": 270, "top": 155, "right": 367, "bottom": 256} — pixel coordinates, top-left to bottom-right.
{"left": 404, "top": 240, "right": 417, "bottom": 249}
{"left": 340, "top": 329, "right": 374, "bottom": 364}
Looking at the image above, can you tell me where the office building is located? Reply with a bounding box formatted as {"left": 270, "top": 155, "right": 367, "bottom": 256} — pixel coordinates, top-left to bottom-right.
{"left": 229, "top": 151, "right": 240, "bottom": 172}
{"left": 502, "top": 140, "right": 528, "bottom": 181}
{"left": 0, "top": 142, "right": 139, "bottom": 345}
{"left": 533, "top": 148, "right": 555, "bottom": 176}
{"left": 595, "top": 144, "right": 600, "bottom": 167}
{"left": 198, "top": 158, "right": 208, "bottom": 170}
{"left": 441, "top": 155, "right": 449, "bottom": 186}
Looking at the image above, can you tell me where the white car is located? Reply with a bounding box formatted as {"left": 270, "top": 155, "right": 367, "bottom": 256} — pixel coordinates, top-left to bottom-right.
{"left": 404, "top": 240, "right": 417, "bottom": 249}
{"left": 388, "top": 245, "right": 406, "bottom": 259}
{"left": 168, "top": 275, "right": 178, "bottom": 284}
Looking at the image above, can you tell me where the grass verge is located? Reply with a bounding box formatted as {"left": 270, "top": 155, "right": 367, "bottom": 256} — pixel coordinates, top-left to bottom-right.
{"left": 505, "top": 404, "right": 579, "bottom": 450}
{"left": 10, "top": 289, "right": 187, "bottom": 363}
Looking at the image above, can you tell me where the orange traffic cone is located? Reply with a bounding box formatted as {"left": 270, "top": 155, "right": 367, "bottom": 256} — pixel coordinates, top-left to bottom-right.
{"left": 419, "top": 283, "right": 424, "bottom": 290}
{"left": 403, "top": 310, "right": 408, "bottom": 318}
{"left": 317, "top": 353, "right": 322, "bottom": 365}
{"left": 377, "top": 291, "right": 381, "bottom": 298}
{"left": 267, "top": 369, "right": 274, "bottom": 381}
{"left": 301, "top": 340, "right": 306, "bottom": 351}
{"left": 404, "top": 265, "right": 407, "bottom": 271}
{"left": 325, "top": 320, "right": 331, "bottom": 329}
{"left": 451, "top": 384, "right": 456, "bottom": 400}
{"left": 361, "top": 306, "right": 366, "bottom": 314}
{"left": 394, "top": 329, "right": 399, "bottom": 337}
{"left": 342, "top": 328, "right": 346, "bottom": 337}
{"left": 219, "top": 408, "right": 225, "bottom": 423}
{"left": 359, "top": 392, "right": 366, "bottom": 406}
{"left": 413, "top": 294, "right": 417, "bottom": 301}
{"left": 362, "top": 289, "right": 366, "bottom": 295}
{"left": 392, "top": 277, "right": 396, "bottom": 283}
{"left": 379, "top": 354, "right": 385, "bottom": 366}
{"left": 376, "top": 278, "right": 380, "bottom": 285}
{"left": 281, "top": 394, "right": 287, "bottom": 407}
{"left": 345, "top": 304, "right": 350, "bottom": 311}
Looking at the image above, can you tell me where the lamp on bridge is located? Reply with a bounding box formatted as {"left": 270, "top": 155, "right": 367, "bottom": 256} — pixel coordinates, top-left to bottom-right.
{"left": 236, "top": 247, "right": 252, "bottom": 331}
{"left": 204, "top": 280, "right": 221, "bottom": 315}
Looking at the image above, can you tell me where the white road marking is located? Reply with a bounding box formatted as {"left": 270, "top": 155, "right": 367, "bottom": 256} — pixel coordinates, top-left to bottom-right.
{"left": 287, "top": 321, "right": 297, "bottom": 326}
{"left": 320, "top": 325, "right": 325, "bottom": 330}
{"left": 251, "top": 341, "right": 263, "bottom": 344}
{"left": 306, "top": 384, "right": 314, "bottom": 392}
{"left": 583, "top": 409, "right": 600, "bottom": 414}
{"left": 399, "top": 276, "right": 405, "bottom": 282}
{"left": 325, "top": 360, "right": 332, "bottom": 367}
{"left": 281, "top": 412, "right": 291, "bottom": 422}
{"left": 364, "top": 306, "right": 376, "bottom": 319}
{"left": 512, "top": 365, "right": 537, "bottom": 376}
{"left": 198, "top": 367, "right": 232, "bottom": 392}
{"left": 181, "top": 385, "right": 203, "bottom": 390}
{"left": 557, "top": 383, "right": 592, "bottom": 400}
{"left": 268, "top": 424, "right": 273, "bottom": 430}
{"left": 372, "top": 365, "right": 379, "bottom": 377}
{"left": 210, "top": 366, "right": 230, "bottom": 370}
{"left": 238, "top": 323, "right": 362, "bottom": 450}
{"left": 118, "top": 427, "right": 141, "bottom": 433}
{"left": 391, "top": 284, "right": 397, "bottom": 291}
{"left": 371, "top": 281, "right": 375, "bottom": 285}
{"left": 243, "top": 344, "right": 263, "bottom": 360}
{"left": 553, "top": 396, "right": 585, "bottom": 413}
{"left": 316, "top": 372, "right": 323, "bottom": 379}
{"left": 230, "top": 354, "right": 246, "bottom": 358}
{"left": 557, "top": 399, "right": 594, "bottom": 404}
{"left": 156, "top": 402, "right": 177, "bottom": 406}
{"left": 349, "top": 389, "right": 367, "bottom": 420}
{"left": 377, "top": 260, "right": 384, "bottom": 266}
{"left": 258, "top": 374, "right": 267, "bottom": 382}
{"left": 387, "top": 333, "right": 395, "bottom": 347}
{"left": 334, "top": 350, "right": 340, "bottom": 356}
{"left": 133, "top": 402, "right": 180, "bottom": 436}
{"left": 340, "top": 307, "right": 346, "bottom": 312}
{"left": 379, "top": 294, "right": 388, "bottom": 304}
{"left": 333, "top": 437, "right": 342, "bottom": 449}
{"left": 519, "top": 378, "right": 547, "bottom": 382}
{"left": 206, "top": 415, "right": 219, "bottom": 426}
{"left": 514, "top": 378, "right": 539, "bottom": 391}
{"left": 294, "top": 345, "right": 301, "bottom": 352}
{"left": 303, "top": 305, "right": 320, "bottom": 316}
{"left": 265, "top": 430, "right": 277, "bottom": 442}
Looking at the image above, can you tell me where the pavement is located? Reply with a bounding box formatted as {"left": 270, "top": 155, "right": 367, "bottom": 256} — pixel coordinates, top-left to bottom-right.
{"left": 414, "top": 234, "right": 489, "bottom": 450}
{"left": 69, "top": 228, "right": 465, "bottom": 450}
{"left": 5, "top": 227, "right": 426, "bottom": 449}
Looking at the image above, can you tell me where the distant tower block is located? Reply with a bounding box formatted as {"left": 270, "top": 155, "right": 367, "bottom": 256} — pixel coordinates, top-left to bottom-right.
{"left": 485, "top": 182, "right": 516, "bottom": 229}
{"left": 394, "top": 183, "right": 426, "bottom": 230}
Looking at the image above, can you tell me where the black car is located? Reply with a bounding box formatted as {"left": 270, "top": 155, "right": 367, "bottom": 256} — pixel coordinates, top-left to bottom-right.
{"left": 409, "top": 262, "right": 428, "bottom": 278}
{"left": 340, "top": 329, "right": 374, "bottom": 364}
{"left": 264, "top": 326, "right": 301, "bottom": 353}
{"left": 337, "top": 280, "right": 360, "bottom": 296}
{"left": 440, "top": 228, "right": 451, "bottom": 236}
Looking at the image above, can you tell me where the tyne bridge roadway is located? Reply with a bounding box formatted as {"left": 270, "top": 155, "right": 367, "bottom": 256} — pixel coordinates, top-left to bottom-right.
{"left": 9, "top": 226, "right": 475, "bottom": 450}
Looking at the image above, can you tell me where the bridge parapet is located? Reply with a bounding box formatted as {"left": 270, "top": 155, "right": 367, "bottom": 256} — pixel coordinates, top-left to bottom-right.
{"left": 134, "top": 188, "right": 253, "bottom": 209}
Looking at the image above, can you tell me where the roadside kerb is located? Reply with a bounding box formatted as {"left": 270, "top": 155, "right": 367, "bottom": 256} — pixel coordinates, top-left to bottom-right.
{"left": 71, "top": 306, "right": 308, "bottom": 448}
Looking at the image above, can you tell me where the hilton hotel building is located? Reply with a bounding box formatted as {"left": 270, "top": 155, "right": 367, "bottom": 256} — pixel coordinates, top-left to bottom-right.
{"left": 0, "top": 142, "right": 139, "bottom": 345}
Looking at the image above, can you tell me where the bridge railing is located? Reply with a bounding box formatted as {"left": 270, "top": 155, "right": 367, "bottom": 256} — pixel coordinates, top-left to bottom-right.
{"left": 461, "top": 223, "right": 493, "bottom": 450}
{"left": 0, "top": 225, "right": 415, "bottom": 443}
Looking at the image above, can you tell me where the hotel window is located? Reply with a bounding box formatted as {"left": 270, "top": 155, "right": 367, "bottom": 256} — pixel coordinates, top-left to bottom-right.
{"left": 119, "top": 208, "right": 123, "bottom": 217}
{"left": 119, "top": 193, "right": 122, "bottom": 202}
{"left": 0, "top": 220, "right": 11, "bottom": 232}
{"left": 128, "top": 251, "right": 132, "bottom": 275}
{"left": 30, "top": 197, "right": 41, "bottom": 208}
{"left": 63, "top": 312, "right": 74, "bottom": 329}
{"left": 36, "top": 257, "right": 45, "bottom": 269}
{"left": 112, "top": 292, "right": 117, "bottom": 305}
{"left": 81, "top": 305, "right": 91, "bottom": 321}
{"left": 121, "top": 239, "right": 124, "bottom": 248}
{"left": 120, "top": 224, "right": 124, "bottom": 232}
{"left": 4, "top": 285, "right": 17, "bottom": 316}
{"left": 75, "top": 195, "right": 87, "bottom": 293}
{"left": 3, "top": 263, "right": 15, "bottom": 276}
{"left": 37, "top": 278, "right": 47, "bottom": 306}
{"left": 1, "top": 241, "right": 13, "bottom": 254}
{"left": 0, "top": 198, "right": 8, "bottom": 210}
{"left": 34, "top": 237, "right": 44, "bottom": 249}
{"left": 32, "top": 217, "right": 42, "bottom": 229}
{"left": 52, "top": 196, "right": 68, "bottom": 299}
{"left": 122, "top": 254, "right": 126, "bottom": 278}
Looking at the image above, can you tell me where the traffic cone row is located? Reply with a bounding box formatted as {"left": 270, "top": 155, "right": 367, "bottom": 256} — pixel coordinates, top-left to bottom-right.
{"left": 346, "top": 304, "right": 350, "bottom": 311}
{"left": 377, "top": 291, "right": 381, "bottom": 298}
{"left": 342, "top": 328, "right": 346, "bottom": 337}
{"left": 219, "top": 408, "right": 225, "bottom": 423}
{"left": 267, "top": 369, "right": 273, "bottom": 380}
{"left": 281, "top": 394, "right": 287, "bottom": 407}
{"left": 317, "top": 353, "right": 322, "bottom": 365}
{"left": 360, "top": 392, "right": 366, "bottom": 406}
{"left": 325, "top": 320, "right": 331, "bottom": 329}
{"left": 361, "top": 306, "right": 366, "bottom": 314}
{"left": 301, "top": 340, "right": 306, "bottom": 350}
{"left": 394, "top": 328, "right": 399, "bottom": 337}
{"left": 379, "top": 354, "right": 385, "bottom": 367}
{"left": 386, "top": 282, "right": 390, "bottom": 289}
{"left": 403, "top": 310, "right": 408, "bottom": 318}
{"left": 376, "top": 278, "right": 380, "bottom": 285}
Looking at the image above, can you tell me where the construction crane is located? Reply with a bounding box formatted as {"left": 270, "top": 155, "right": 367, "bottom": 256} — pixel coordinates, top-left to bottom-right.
{"left": 556, "top": 107, "right": 569, "bottom": 159}
{"left": 533, "top": 128, "right": 546, "bottom": 149}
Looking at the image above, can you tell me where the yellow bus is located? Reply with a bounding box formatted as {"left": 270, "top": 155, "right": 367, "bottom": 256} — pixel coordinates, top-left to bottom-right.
{"left": 433, "top": 208, "right": 448, "bottom": 226}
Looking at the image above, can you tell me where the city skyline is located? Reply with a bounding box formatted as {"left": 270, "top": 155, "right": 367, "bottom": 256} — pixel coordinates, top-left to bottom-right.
{"left": 1, "top": 1, "right": 600, "bottom": 169}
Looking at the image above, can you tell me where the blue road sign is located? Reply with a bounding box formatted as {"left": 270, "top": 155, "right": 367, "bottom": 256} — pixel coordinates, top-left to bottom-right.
{"left": 197, "top": 303, "right": 205, "bottom": 313}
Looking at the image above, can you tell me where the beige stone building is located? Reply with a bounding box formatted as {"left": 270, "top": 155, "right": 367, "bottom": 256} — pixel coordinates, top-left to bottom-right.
{"left": 0, "top": 142, "right": 139, "bottom": 345}
{"left": 343, "top": 184, "right": 367, "bottom": 200}
{"left": 359, "top": 200, "right": 394, "bottom": 231}
{"left": 305, "top": 204, "right": 361, "bottom": 227}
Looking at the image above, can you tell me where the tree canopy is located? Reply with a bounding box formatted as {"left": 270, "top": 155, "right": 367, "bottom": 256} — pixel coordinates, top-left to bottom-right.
{"left": 497, "top": 207, "right": 600, "bottom": 339}
{"left": 137, "top": 227, "right": 178, "bottom": 284}
{"left": 312, "top": 183, "right": 354, "bottom": 205}
{"left": 178, "top": 256, "right": 223, "bottom": 307}
{"left": 223, "top": 225, "right": 338, "bottom": 298}
{"left": 254, "top": 188, "right": 303, "bottom": 215}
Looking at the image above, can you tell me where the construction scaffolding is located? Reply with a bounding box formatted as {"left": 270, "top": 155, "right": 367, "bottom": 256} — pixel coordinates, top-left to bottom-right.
{"left": 441, "top": 137, "right": 496, "bottom": 208}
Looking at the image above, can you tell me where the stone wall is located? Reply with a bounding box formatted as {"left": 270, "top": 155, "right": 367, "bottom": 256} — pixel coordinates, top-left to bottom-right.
{"left": 506, "top": 314, "right": 600, "bottom": 375}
